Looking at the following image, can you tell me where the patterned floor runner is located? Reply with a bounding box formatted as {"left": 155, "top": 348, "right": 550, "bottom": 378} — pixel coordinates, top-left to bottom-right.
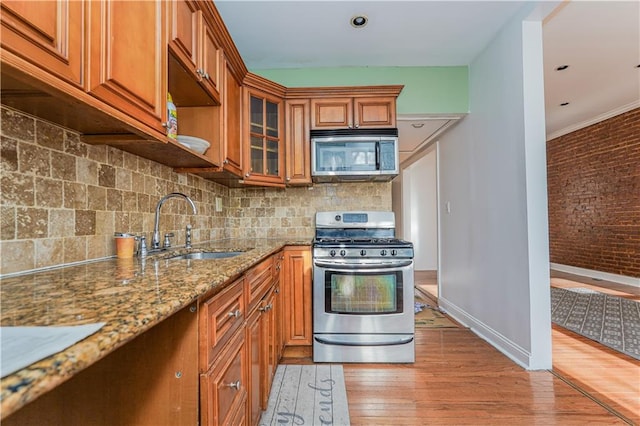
{"left": 260, "top": 364, "right": 350, "bottom": 426}
{"left": 551, "top": 287, "right": 640, "bottom": 360}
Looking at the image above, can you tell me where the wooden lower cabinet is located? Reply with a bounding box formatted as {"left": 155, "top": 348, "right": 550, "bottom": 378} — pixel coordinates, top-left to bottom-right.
{"left": 199, "top": 277, "right": 245, "bottom": 372}
{"left": 200, "top": 329, "right": 247, "bottom": 426}
{"left": 246, "top": 301, "right": 263, "bottom": 425}
{"left": 246, "top": 252, "right": 285, "bottom": 424}
{"left": 263, "top": 284, "right": 281, "bottom": 408}
{"left": 3, "top": 304, "right": 200, "bottom": 426}
{"left": 282, "top": 246, "right": 313, "bottom": 346}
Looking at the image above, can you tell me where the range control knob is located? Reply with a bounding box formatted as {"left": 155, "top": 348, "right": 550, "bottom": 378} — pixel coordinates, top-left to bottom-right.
{"left": 334, "top": 215, "right": 342, "bottom": 222}
{"left": 340, "top": 249, "right": 346, "bottom": 257}
{"left": 360, "top": 249, "right": 367, "bottom": 256}
{"left": 391, "top": 249, "right": 398, "bottom": 256}
{"left": 380, "top": 249, "right": 388, "bottom": 256}
{"left": 329, "top": 249, "right": 337, "bottom": 257}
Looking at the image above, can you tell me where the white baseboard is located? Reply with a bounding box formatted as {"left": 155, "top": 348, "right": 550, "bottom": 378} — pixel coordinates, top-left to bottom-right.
{"left": 550, "top": 263, "right": 640, "bottom": 288}
{"left": 438, "top": 297, "right": 537, "bottom": 370}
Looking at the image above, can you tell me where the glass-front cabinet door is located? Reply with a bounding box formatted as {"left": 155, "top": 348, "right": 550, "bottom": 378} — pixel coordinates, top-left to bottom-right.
{"left": 245, "top": 88, "right": 284, "bottom": 186}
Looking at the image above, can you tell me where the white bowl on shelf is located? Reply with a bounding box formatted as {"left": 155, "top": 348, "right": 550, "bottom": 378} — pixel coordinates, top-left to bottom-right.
{"left": 176, "top": 135, "right": 210, "bottom": 155}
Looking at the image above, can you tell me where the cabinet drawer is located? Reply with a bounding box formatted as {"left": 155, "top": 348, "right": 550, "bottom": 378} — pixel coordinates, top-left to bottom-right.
{"left": 245, "top": 257, "right": 273, "bottom": 313}
{"left": 200, "top": 329, "right": 247, "bottom": 426}
{"left": 200, "top": 277, "right": 245, "bottom": 371}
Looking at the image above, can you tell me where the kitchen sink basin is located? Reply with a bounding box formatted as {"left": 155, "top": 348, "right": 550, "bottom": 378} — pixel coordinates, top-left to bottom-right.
{"left": 169, "top": 251, "right": 244, "bottom": 260}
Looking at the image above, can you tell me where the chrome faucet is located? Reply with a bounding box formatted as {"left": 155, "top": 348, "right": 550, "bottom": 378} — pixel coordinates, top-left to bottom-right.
{"left": 152, "top": 192, "right": 197, "bottom": 250}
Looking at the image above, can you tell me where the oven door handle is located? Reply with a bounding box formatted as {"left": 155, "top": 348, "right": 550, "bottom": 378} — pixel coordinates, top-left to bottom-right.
{"left": 313, "top": 260, "right": 413, "bottom": 269}
{"left": 314, "top": 336, "right": 414, "bottom": 347}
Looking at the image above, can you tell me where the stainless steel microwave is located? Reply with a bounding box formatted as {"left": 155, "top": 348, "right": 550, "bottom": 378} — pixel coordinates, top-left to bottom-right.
{"left": 310, "top": 129, "right": 399, "bottom": 182}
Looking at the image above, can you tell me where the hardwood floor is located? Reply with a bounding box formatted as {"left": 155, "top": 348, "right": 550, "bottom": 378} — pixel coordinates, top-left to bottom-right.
{"left": 282, "top": 270, "right": 638, "bottom": 425}
{"left": 549, "top": 270, "right": 640, "bottom": 424}
{"left": 345, "top": 329, "right": 629, "bottom": 425}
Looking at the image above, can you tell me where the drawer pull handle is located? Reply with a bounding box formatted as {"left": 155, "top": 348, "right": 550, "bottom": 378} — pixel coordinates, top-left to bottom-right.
{"left": 259, "top": 303, "right": 272, "bottom": 312}
{"left": 226, "top": 380, "right": 241, "bottom": 390}
{"left": 227, "top": 309, "right": 241, "bottom": 318}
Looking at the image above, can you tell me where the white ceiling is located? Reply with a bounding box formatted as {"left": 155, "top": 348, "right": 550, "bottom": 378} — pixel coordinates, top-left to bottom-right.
{"left": 216, "top": 0, "right": 640, "bottom": 162}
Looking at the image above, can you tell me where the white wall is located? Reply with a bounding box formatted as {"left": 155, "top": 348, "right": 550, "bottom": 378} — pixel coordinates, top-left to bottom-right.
{"left": 436, "top": 4, "right": 551, "bottom": 369}
{"left": 402, "top": 149, "right": 438, "bottom": 270}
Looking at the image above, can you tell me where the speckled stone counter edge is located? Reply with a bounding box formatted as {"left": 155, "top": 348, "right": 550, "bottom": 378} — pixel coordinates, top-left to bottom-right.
{"left": 0, "top": 239, "right": 310, "bottom": 419}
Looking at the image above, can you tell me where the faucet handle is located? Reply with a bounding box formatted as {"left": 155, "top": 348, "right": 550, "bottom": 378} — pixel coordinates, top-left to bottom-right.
{"left": 138, "top": 235, "right": 148, "bottom": 257}
{"left": 185, "top": 224, "right": 192, "bottom": 249}
{"left": 163, "top": 233, "right": 175, "bottom": 249}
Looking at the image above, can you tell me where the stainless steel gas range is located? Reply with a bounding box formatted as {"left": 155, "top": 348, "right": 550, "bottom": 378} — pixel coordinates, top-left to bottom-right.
{"left": 312, "top": 211, "right": 415, "bottom": 363}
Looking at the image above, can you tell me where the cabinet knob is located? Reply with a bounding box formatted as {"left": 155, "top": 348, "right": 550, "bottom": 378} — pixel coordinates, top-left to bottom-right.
{"left": 226, "top": 380, "right": 241, "bottom": 390}
{"left": 245, "top": 173, "right": 250, "bottom": 178}
{"left": 227, "top": 309, "right": 241, "bottom": 318}
{"left": 286, "top": 176, "right": 291, "bottom": 182}
{"left": 259, "top": 303, "right": 272, "bottom": 312}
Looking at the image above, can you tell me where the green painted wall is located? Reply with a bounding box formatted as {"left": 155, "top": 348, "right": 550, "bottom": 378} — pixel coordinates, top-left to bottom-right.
{"left": 252, "top": 66, "right": 469, "bottom": 115}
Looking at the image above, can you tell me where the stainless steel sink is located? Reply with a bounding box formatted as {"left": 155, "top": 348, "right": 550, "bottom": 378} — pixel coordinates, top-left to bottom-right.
{"left": 169, "top": 251, "right": 244, "bottom": 260}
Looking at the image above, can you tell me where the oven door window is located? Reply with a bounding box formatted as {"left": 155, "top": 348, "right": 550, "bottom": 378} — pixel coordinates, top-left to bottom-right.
{"left": 325, "top": 271, "right": 403, "bottom": 314}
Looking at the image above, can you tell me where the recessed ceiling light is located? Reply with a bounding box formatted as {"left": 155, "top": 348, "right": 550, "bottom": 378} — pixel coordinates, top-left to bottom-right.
{"left": 555, "top": 65, "right": 569, "bottom": 71}
{"left": 350, "top": 15, "right": 368, "bottom": 28}
{"left": 560, "top": 102, "right": 570, "bottom": 106}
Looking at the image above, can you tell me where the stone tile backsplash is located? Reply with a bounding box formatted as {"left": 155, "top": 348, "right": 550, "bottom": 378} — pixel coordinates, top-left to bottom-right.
{"left": 0, "top": 106, "right": 391, "bottom": 275}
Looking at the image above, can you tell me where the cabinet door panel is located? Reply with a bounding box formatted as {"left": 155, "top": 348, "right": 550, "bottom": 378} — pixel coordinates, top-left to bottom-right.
{"left": 246, "top": 308, "right": 262, "bottom": 426}
{"left": 283, "top": 247, "right": 312, "bottom": 345}
{"left": 199, "top": 277, "right": 245, "bottom": 372}
{"left": 169, "top": 0, "right": 198, "bottom": 69}
{"left": 200, "top": 330, "right": 247, "bottom": 426}
{"left": 199, "top": 17, "right": 220, "bottom": 98}
{"left": 87, "top": 0, "right": 165, "bottom": 132}
{"left": 1, "top": 0, "right": 83, "bottom": 86}
{"left": 244, "top": 88, "right": 284, "bottom": 185}
{"left": 284, "top": 99, "right": 311, "bottom": 185}
{"left": 222, "top": 59, "right": 243, "bottom": 175}
{"left": 311, "top": 98, "right": 352, "bottom": 129}
{"left": 355, "top": 96, "right": 396, "bottom": 128}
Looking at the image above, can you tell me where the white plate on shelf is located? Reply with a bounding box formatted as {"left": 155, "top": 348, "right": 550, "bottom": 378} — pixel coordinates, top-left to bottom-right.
{"left": 176, "top": 135, "right": 210, "bottom": 155}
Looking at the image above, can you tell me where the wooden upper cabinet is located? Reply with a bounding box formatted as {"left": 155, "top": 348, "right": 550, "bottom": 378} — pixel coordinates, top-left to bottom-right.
{"left": 168, "top": 0, "right": 197, "bottom": 71}
{"left": 222, "top": 58, "right": 243, "bottom": 176}
{"left": 310, "top": 97, "right": 353, "bottom": 129}
{"left": 169, "top": 0, "right": 220, "bottom": 103}
{"left": 200, "top": 16, "right": 221, "bottom": 99}
{"left": 284, "top": 99, "right": 311, "bottom": 185}
{"left": 86, "top": 0, "right": 166, "bottom": 135}
{"left": 243, "top": 86, "right": 285, "bottom": 187}
{"left": 0, "top": 0, "right": 84, "bottom": 87}
{"left": 310, "top": 95, "right": 397, "bottom": 129}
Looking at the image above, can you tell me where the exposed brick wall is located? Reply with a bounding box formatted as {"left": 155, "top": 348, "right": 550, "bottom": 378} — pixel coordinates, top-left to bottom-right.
{"left": 547, "top": 108, "right": 640, "bottom": 278}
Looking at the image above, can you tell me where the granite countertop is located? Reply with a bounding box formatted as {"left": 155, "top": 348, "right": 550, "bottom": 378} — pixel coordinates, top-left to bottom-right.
{"left": 0, "top": 238, "right": 310, "bottom": 419}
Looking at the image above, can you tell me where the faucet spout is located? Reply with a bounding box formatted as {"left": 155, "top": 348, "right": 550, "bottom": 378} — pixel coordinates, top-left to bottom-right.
{"left": 152, "top": 192, "right": 197, "bottom": 250}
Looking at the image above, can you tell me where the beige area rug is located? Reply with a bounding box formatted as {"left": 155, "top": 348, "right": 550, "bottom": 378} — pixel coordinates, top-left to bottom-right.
{"left": 260, "top": 364, "right": 350, "bottom": 426}
{"left": 415, "top": 297, "right": 460, "bottom": 328}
